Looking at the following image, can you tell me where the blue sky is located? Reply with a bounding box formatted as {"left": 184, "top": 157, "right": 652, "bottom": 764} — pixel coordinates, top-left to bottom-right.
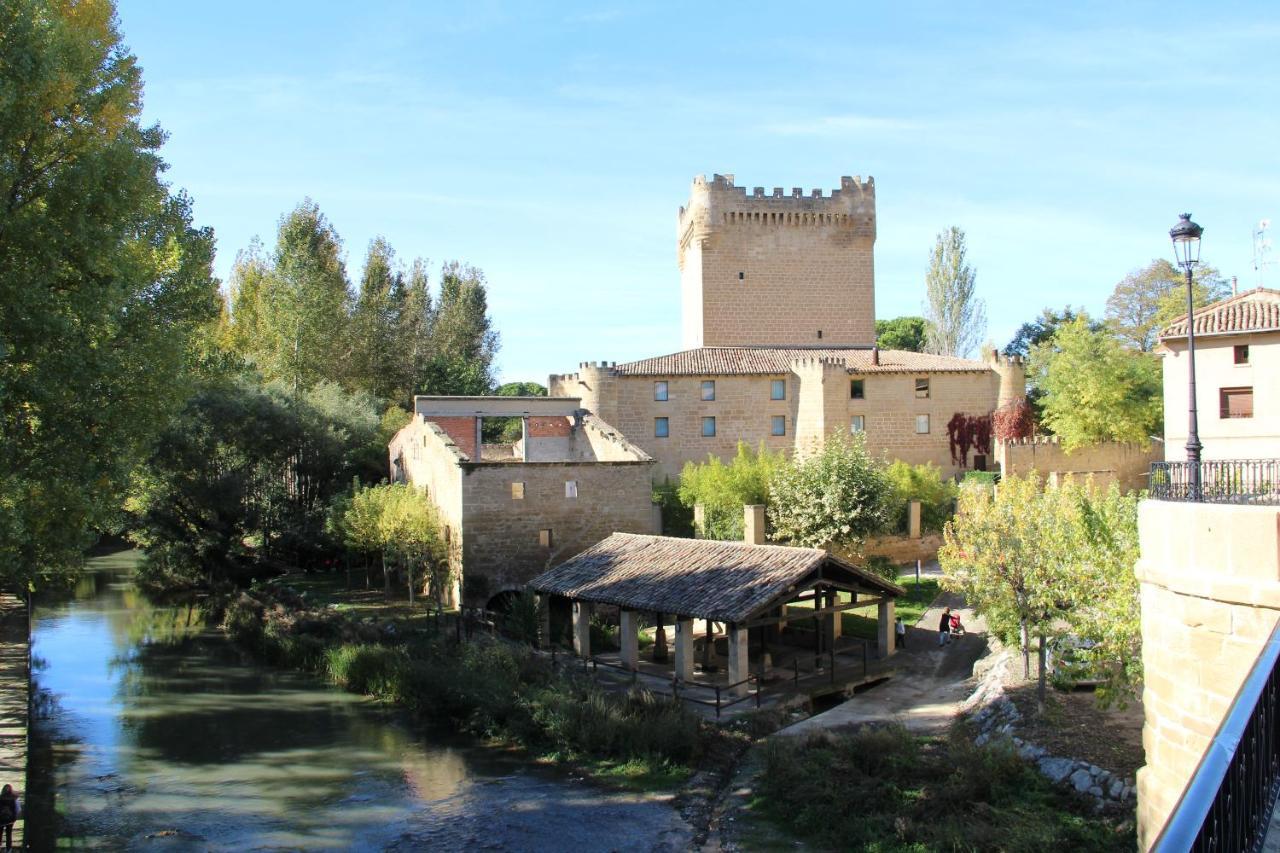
{"left": 117, "top": 1, "right": 1280, "bottom": 385}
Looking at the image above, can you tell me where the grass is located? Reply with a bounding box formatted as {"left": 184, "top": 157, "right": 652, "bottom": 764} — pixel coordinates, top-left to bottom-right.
{"left": 752, "top": 725, "right": 1135, "bottom": 852}
{"left": 786, "top": 572, "right": 941, "bottom": 642}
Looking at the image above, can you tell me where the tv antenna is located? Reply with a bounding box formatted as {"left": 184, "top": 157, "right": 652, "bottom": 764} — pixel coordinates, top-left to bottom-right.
{"left": 1254, "top": 219, "right": 1274, "bottom": 287}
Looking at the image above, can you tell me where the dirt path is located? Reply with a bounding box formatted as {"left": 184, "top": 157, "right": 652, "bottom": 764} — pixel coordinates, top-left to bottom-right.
{"left": 775, "top": 590, "right": 988, "bottom": 736}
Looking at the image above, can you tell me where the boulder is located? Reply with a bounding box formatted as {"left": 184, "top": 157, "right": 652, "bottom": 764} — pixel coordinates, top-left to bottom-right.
{"left": 1038, "top": 757, "right": 1075, "bottom": 784}
{"left": 1070, "top": 768, "right": 1094, "bottom": 793}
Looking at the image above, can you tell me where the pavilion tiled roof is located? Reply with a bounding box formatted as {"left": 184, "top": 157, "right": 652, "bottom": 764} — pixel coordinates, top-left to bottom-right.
{"left": 610, "top": 346, "right": 989, "bottom": 377}
{"left": 528, "top": 533, "right": 904, "bottom": 624}
{"left": 1159, "top": 288, "right": 1280, "bottom": 340}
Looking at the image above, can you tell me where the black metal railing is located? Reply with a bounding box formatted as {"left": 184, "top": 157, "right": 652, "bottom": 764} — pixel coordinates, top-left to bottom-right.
{"left": 1154, "top": 620, "right": 1280, "bottom": 852}
{"left": 1150, "top": 460, "right": 1280, "bottom": 505}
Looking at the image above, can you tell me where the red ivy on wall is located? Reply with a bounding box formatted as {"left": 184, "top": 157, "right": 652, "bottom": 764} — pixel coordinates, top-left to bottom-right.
{"left": 947, "top": 413, "right": 993, "bottom": 467}
{"left": 992, "top": 398, "right": 1035, "bottom": 442}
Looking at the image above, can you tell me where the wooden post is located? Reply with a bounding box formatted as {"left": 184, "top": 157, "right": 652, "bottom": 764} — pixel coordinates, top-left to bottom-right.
{"left": 908, "top": 500, "right": 922, "bottom": 539}
{"left": 829, "top": 590, "right": 842, "bottom": 640}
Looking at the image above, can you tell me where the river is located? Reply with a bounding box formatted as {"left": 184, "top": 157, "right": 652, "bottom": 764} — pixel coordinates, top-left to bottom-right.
{"left": 26, "top": 548, "right": 692, "bottom": 851}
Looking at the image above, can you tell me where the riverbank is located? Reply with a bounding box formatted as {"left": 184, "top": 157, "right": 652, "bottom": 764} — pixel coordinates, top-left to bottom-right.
{"left": 0, "top": 593, "right": 26, "bottom": 850}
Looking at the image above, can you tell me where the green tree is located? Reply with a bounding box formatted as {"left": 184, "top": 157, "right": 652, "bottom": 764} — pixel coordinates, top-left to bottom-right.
{"left": 1029, "top": 317, "right": 1162, "bottom": 450}
{"left": 349, "top": 237, "right": 405, "bottom": 400}
{"left": 419, "top": 261, "right": 498, "bottom": 395}
{"left": 0, "top": 0, "right": 220, "bottom": 589}
{"left": 923, "top": 226, "right": 986, "bottom": 357}
{"left": 223, "top": 240, "right": 271, "bottom": 362}
{"left": 940, "top": 475, "right": 1141, "bottom": 709}
{"left": 256, "top": 200, "right": 352, "bottom": 392}
{"left": 483, "top": 381, "right": 550, "bottom": 443}
{"left": 884, "top": 461, "right": 958, "bottom": 534}
{"left": 395, "top": 257, "right": 435, "bottom": 403}
{"left": 1003, "top": 306, "right": 1100, "bottom": 359}
{"left": 875, "top": 316, "right": 928, "bottom": 352}
{"left": 341, "top": 482, "right": 443, "bottom": 604}
{"left": 1105, "top": 259, "right": 1229, "bottom": 352}
{"left": 678, "top": 443, "right": 787, "bottom": 540}
{"left": 768, "top": 434, "right": 891, "bottom": 553}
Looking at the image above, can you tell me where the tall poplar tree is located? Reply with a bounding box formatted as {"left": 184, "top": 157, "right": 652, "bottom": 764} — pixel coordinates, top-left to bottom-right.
{"left": 258, "top": 200, "right": 352, "bottom": 392}
{"left": 349, "top": 237, "right": 404, "bottom": 400}
{"left": 923, "top": 226, "right": 986, "bottom": 358}
{"left": 395, "top": 258, "right": 435, "bottom": 404}
{"left": 419, "top": 261, "right": 498, "bottom": 395}
{"left": 0, "top": 0, "right": 220, "bottom": 587}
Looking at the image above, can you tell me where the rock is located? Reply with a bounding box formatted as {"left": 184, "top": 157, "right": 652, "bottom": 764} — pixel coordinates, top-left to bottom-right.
{"left": 1038, "top": 757, "right": 1075, "bottom": 784}
{"left": 1109, "top": 778, "right": 1124, "bottom": 799}
{"left": 1096, "top": 770, "right": 1111, "bottom": 787}
{"left": 1012, "top": 737, "right": 1023, "bottom": 747}
{"left": 1070, "top": 768, "right": 1094, "bottom": 793}
{"left": 975, "top": 733, "right": 989, "bottom": 747}
{"left": 1089, "top": 785, "right": 1103, "bottom": 798}
{"left": 1019, "top": 742, "right": 1046, "bottom": 760}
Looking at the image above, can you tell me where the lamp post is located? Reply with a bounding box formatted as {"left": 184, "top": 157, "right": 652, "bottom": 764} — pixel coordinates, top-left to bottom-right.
{"left": 1170, "top": 213, "right": 1204, "bottom": 500}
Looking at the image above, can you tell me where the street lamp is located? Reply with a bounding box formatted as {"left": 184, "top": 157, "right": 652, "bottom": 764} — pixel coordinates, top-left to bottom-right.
{"left": 1170, "top": 213, "right": 1204, "bottom": 500}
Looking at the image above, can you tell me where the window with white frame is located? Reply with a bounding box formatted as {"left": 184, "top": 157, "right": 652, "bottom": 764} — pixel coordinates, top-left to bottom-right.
{"left": 701, "top": 380, "right": 716, "bottom": 401}
{"left": 654, "top": 381, "right": 668, "bottom": 401}
{"left": 850, "top": 415, "right": 865, "bottom": 433}
{"left": 565, "top": 480, "right": 578, "bottom": 498}
{"left": 915, "top": 414, "right": 930, "bottom": 434}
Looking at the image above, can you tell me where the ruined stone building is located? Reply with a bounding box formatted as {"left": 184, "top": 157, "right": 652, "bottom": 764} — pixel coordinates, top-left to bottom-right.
{"left": 388, "top": 396, "right": 658, "bottom": 608}
{"left": 551, "top": 173, "right": 1024, "bottom": 480}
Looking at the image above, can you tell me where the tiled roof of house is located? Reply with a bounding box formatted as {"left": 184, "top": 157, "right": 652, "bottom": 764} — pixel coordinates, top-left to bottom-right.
{"left": 1159, "top": 288, "right": 1280, "bottom": 340}
{"left": 528, "top": 533, "right": 904, "bottom": 623}
{"left": 610, "top": 347, "right": 989, "bottom": 376}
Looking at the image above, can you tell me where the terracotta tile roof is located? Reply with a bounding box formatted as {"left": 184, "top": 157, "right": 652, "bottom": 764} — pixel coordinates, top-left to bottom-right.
{"left": 528, "top": 533, "right": 904, "bottom": 623}
{"left": 610, "top": 347, "right": 989, "bottom": 376}
{"left": 1160, "top": 288, "right": 1280, "bottom": 340}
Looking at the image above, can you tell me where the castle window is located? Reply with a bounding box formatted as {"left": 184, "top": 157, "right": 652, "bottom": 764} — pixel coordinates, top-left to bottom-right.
{"left": 851, "top": 379, "right": 865, "bottom": 400}
{"left": 771, "top": 379, "right": 786, "bottom": 400}
{"left": 915, "top": 414, "right": 930, "bottom": 434}
{"left": 738, "top": 271, "right": 744, "bottom": 281}
{"left": 851, "top": 415, "right": 865, "bottom": 433}
{"left": 771, "top": 415, "right": 786, "bottom": 436}
{"left": 1220, "top": 387, "right": 1253, "bottom": 419}
{"left": 702, "top": 417, "right": 716, "bottom": 437}
{"left": 565, "top": 480, "right": 578, "bottom": 498}
{"left": 654, "top": 381, "right": 668, "bottom": 401}
{"left": 817, "top": 330, "right": 823, "bottom": 340}
{"left": 915, "top": 378, "right": 930, "bottom": 399}
{"left": 701, "top": 380, "right": 716, "bottom": 401}
{"left": 1235, "top": 345, "right": 1250, "bottom": 365}
{"left": 655, "top": 417, "right": 669, "bottom": 437}
{"left": 539, "top": 529, "right": 553, "bottom": 548}
{"left": 511, "top": 482, "right": 525, "bottom": 500}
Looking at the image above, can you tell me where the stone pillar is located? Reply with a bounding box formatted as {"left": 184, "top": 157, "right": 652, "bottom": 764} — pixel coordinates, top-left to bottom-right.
{"left": 673, "top": 617, "right": 695, "bottom": 681}
{"left": 520, "top": 416, "right": 530, "bottom": 462}
{"left": 744, "top": 504, "right": 766, "bottom": 545}
{"left": 1135, "top": 502, "right": 1280, "bottom": 850}
{"left": 693, "top": 504, "right": 706, "bottom": 539}
{"left": 830, "top": 590, "right": 843, "bottom": 639}
{"left": 620, "top": 609, "right": 639, "bottom": 670}
{"left": 572, "top": 600, "right": 591, "bottom": 659}
{"left": 536, "top": 594, "right": 552, "bottom": 649}
{"left": 878, "top": 598, "right": 895, "bottom": 659}
{"left": 821, "top": 590, "right": 838, "bottom": 649}
{"left": 474, "top": 417, "right": 483, "bottom": 461}
{"left": 908, "top": 500, "right": 922, "bottom": 539}
{"left": 652, "top": 614, "right": 668, "bottom": 662}
{"left": 726, "top": 623, "right": 749, "bottom": 697}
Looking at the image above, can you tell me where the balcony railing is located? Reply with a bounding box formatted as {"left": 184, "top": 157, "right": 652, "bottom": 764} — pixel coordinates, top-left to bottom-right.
{"left": 1150, "top": 460, "right": 1280, "bottom": 505}
{"left": 1154, "top": 620, "right": 1280, "bottom": 852}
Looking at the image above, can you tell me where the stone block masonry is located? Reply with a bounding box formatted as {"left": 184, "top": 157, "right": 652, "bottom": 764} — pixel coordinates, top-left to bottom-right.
{"left": 678, "top": 174, "right": 877, "bottom": 348}
{"left": 1134, "top": 501, "right": 1280, "bottom": 849}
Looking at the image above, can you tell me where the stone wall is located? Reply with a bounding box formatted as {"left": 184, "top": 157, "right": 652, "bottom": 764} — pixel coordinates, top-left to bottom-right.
{"left": 551, "top": 366, "right": 1001, "bottom": 480}
{"left": 459, "top": 461, "right": 658, "bottom": 605}
{"left": 677, "top": 174, "right": 877, "bottom": 348}
{"left": 1135, "top": 500, "right": 1280, "bottom": 849}
{"left": 995, "top": 436, "right": 1162, "bottom": 493}
{"left": 1160, "top": 330, "right": 1280, "bottom": 462}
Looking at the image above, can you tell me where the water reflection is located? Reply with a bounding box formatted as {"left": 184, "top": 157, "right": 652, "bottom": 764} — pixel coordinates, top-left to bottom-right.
{"left": 27, "top": 547, "right": 689, "bottom": 851}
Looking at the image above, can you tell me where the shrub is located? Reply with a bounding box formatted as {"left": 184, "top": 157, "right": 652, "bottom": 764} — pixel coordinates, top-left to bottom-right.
{"left": 679, "top": 442, "right": 785, "bottom": 541}
{"left": 884, "top": 460, "right": 958, "bottom": 534}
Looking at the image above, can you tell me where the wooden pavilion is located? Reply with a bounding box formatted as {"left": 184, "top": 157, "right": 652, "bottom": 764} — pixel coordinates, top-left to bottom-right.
{"left": 529, "top": 533, "right": 905, "bottom": 696}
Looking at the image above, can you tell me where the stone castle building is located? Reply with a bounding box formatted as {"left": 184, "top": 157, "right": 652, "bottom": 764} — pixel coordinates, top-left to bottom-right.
{"left": 552, "top": 173, "right": 1023, "bottom": 480}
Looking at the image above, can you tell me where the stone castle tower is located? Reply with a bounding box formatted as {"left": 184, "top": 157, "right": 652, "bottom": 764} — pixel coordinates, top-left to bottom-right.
{"left": 677, "top": 173, "right": 877, "bottom": 348}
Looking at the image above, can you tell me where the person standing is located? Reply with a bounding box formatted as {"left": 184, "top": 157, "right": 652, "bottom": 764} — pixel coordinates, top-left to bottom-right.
{"left": 938, "top": 607, "right": 951, "bottom": 647}
{"left": 895, "top": 616, "right": 906, "bottom": 650}
{"left": 0, "top": 783, "right": 18, "bottom": 850}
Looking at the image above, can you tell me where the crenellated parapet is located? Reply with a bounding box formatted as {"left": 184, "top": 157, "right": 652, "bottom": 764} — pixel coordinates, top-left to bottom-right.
{"left": 678, "top": 173, "right": 876, "bottom": 265}
{"left": 983, "top": 350, "right": 1028, "bottom": 409}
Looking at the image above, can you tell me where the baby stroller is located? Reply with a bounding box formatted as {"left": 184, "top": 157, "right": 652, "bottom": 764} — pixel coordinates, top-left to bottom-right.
{"left": 949, "top": 613, "right": 965, "bottom": 636}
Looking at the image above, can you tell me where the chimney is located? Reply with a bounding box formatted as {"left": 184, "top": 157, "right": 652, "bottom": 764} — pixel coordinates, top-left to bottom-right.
{"left": 871, "top": 346, "right": 880, "bottom": 366}
{"left": 744, "top": 504, "right": 766, "bottom": 545}
{"left": 1232, "top": 275, "right": 1238, "bottom": 296}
